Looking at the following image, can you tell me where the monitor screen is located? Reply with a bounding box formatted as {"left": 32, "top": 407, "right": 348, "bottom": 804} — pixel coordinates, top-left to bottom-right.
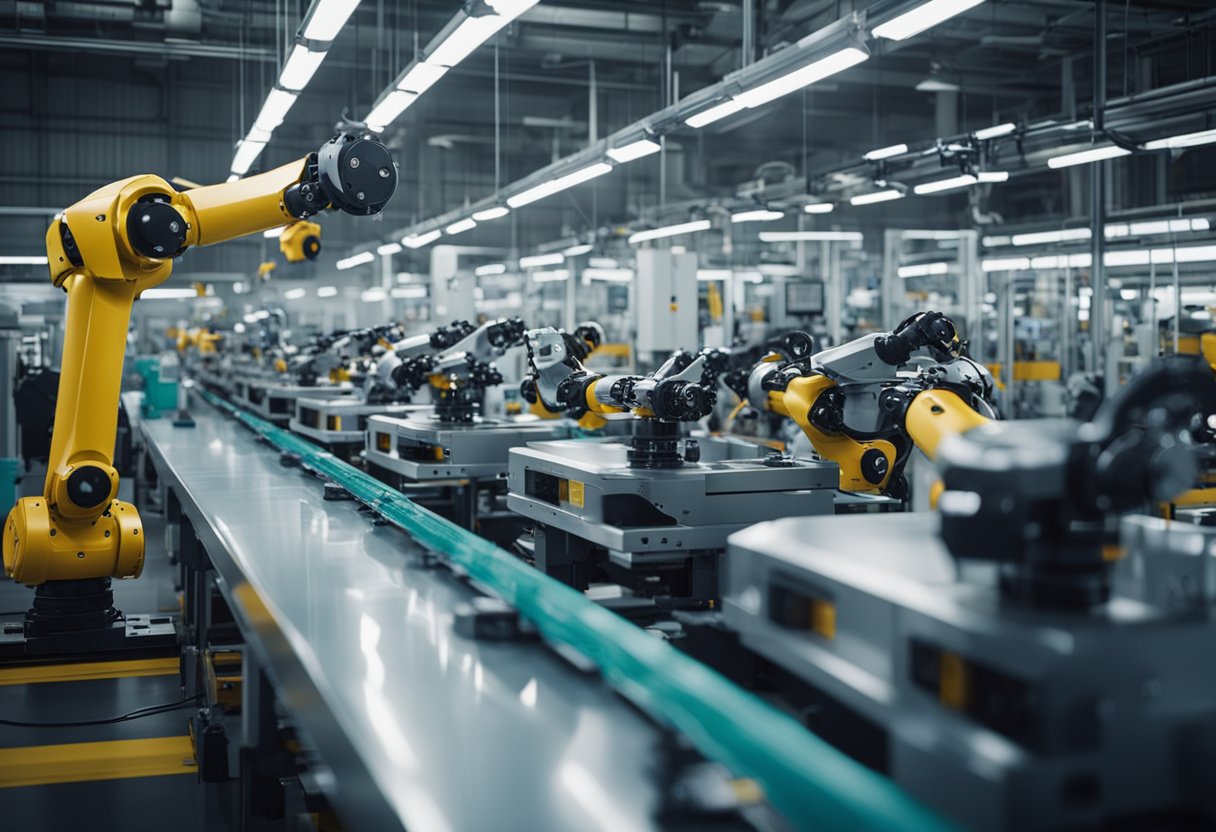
{"left": 786, "top": 281, "right": 825, "bottom": 314}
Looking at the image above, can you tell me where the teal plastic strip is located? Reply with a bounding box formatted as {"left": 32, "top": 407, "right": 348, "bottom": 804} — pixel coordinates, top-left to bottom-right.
{"left": 197, "top": 388, "right": 953, "bottom": 832}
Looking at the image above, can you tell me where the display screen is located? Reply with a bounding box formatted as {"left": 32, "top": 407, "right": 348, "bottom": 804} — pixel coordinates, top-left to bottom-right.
{"left": 786, "top": 281, "right": 825, "bottom": 314}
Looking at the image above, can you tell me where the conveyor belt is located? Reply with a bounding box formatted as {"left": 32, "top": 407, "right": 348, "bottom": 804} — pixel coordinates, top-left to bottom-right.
{"left": 168, "top": 389, "right": 949, "bottom": 831}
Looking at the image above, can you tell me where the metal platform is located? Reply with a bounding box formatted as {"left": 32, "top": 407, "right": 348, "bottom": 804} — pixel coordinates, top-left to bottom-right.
{"left": 238, "top": 379, "right": 357, "bottom": 424}
{"left": 289, "top": 397, "right": 428, "bottom": 447}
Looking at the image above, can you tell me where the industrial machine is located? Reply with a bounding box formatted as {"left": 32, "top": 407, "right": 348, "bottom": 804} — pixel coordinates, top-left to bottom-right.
{"left": 1, "top": 132, "right": 397, "bottom": 655}
{"left": 722, "top": 356, "right": 1216, "bottom": 830}
{"left": 508, "top": 326, "right": 841, "bottom": 608}
{"left": 362, "top": 317, "right": 575, "bottom": 543}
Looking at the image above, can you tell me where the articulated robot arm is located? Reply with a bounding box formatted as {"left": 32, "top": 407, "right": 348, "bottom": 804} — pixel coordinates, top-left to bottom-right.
{"left": 739, "top": 312, "right": 996, "bottom": 495}
{"left": 365, "top": 320, "right": 478, "bottom": 404}
{"left": 4, "top": 133, "right": 397, "bottom": 588}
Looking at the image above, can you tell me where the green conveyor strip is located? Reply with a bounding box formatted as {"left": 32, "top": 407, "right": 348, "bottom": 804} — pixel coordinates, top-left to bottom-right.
{"left": 196, "top": 388, "right": 953, "bottom": 832}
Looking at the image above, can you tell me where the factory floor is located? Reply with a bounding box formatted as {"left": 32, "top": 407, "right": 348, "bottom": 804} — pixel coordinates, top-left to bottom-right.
{"left": 0, "top": 495, "right": 208, "bottom": 831}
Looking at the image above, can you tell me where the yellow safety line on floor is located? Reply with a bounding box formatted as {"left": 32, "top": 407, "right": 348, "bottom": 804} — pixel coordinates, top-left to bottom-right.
{"left": 0, "top": 657, "right": 178, "bottom": 687}
{"left": 0, "top": 736, "right": 197, "bottom": 788}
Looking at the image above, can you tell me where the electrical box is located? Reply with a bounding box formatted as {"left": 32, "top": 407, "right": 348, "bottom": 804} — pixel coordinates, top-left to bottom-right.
{"left": 635, "top": 249, "right": 698, "bottom": 354}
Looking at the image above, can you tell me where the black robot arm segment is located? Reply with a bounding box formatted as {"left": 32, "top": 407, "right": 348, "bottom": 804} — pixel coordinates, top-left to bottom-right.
{"left": 874, "top": 310, "right": 962, "bottom": 366}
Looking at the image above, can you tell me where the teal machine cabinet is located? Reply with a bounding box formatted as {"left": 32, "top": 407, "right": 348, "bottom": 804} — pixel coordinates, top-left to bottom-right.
{"left": 134, "top": 355, "right": 180, "bottom": 419}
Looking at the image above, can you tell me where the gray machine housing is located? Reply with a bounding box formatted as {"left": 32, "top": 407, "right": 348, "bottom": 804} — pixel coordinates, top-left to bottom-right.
{"left": 237, "top": 379, "right": 357, "bottom": 424}
{"left": 722, "top": 512, "right": 1216, "bottom": 831}
{"left": 289, "top": 396, "right": 428, "bottom": 447}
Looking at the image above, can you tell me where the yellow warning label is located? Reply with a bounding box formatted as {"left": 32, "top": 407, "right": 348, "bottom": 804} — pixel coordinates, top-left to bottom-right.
{"left": 568, "top": 480, "right": 585, "bottom": 508}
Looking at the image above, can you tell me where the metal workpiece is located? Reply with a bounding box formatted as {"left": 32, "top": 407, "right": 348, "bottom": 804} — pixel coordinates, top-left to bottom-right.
{"left": 723, "top": 512, "right": 1216, "bottom": 831}
{"left": 289, "top": 396, "right": 429, "bottom": 448}
{"left": 364, "top": 412, "right": 572, "bottom": 481}
{"left": 239, "top": 379, "right": 358, "bottom": 424}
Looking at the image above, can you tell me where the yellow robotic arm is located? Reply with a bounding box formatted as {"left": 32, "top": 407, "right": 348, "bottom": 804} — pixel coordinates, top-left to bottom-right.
{"left": 5, "top": 134, "right": 396, "bottom": 590}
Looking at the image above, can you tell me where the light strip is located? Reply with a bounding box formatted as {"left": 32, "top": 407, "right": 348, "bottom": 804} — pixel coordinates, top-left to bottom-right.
{"left": 589, "top": 257, "right": 618, "bottom": 269}
{"left": 361, "top": 288, "right": 387, "bottom": 302}
{"left": 302, "top": 0, "right": 362, "bottom": 41}
{"left": 863, "top": 143, "right": 907, "bottom": 161}
{"left": 472, "top": 206, "right": 510, "bottom": 221}
{"left": 850, "top": 189, "right": 905, "bottom": 206}
{"left": 733, "top": 47, "right": 869, "bottom": 110}
{"left": 913, "top": 174, "right": 977, "bottom": 195}
{"left": 759, "top": 231, "right": 863, "bottom": 242}
{"left": 263, "top": 226, "right": 286, "bottom": 239}
{"left": 392, "top": 286, "right": 427, "bottom": 299}
{"left": 445, "top": 218, "right": 477, "bottom": 235}
{"left": 582, "top": 268, "right": 634, "bottom": 282}
{"left": 980, "top": 257, "right": 1031, "bottom": 272}
{"left": 897, "top": 262, "right": 950, "bottom": 278}
{"left": 628, "top": 220, "right": 712, "bottom": 244}
{"left": 337, "top": 251, "right": 375, "bottom": 270}
{"left": 398, "top": 62, "right": 448, "bottom": 94}
{"left": 1047, "top": 144, "right": 1131, "bottom": 169}
{"left": 1143, "top": 128, "right": 1216, "bottom": 151}
{"left": 731, "top": 209, "right": 785, "bottom": 223}
{"left": 563, "top": 243, "right": 594, "bottom": 256}
{"left": 684, "top": 99, "right": 747, "bottom": 129}
{"left": 231, "top": 140, "right": 268, "bottom": 176}
{"left": 975, "top": 122, "right": 1015, "bottom": 140}
{"left": 0, "top": 255, "right": 49, "bottom": 265}
{"left": 607, "top": 138, "right": 661, "bottom": 163}
{"left": 507, "top": 162, "right": 613, "bottom": 208}
{"left": 475, "top": 263, "right": 507, "bottom": 276}
{"left": 285, "top": 288, "right": 307, "bottom": 300}
{"left": 804, "top": 202, "right": 834, "bottom": 214}
{"left": 252, "top": 88, "right": 298, "bottom": 133}
{"left": 366, "top": 90, "right": 419, "bottom": 132}
{"left": 279, "top": 45, "right": 327, "bottom": 91}
{"left": 403, "top": 230, "right": 442, "bottom": 249}
{"left": 976, "top": 171, "right": 1009, "bottom": 183}
{"left": 531, "top": 269, "right": 570, "bottom": 283}
{"left": 377, "top": 242, "right": 403, "bottom": 256}
{"left": 872, "top": 0, "right": 987, "bottom": 41}
{"left": 697, "top": 269, "right": 733, "bottom": 281}
{"left": 426, "top": 13, "right": 511, "bottom": 68}
{"left": 139, "top": 287, "right": 198, "bottom": 299}
{"left": 1010, "top": 228, "right": 1091, "bottom": 246}
{"left": 520, "top": 252, "right": 565, "bottom": 269}
{"left": 317, "top": 285, "right": 339, "bottom": 298}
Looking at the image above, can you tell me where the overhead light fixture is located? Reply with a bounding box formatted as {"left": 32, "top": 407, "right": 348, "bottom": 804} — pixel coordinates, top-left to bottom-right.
{"left": 864, "top": 143, "right": 907, "bottom": 161}
{"left": 697, "top": 269, "right": 733, "bottom": 281}
{"left": 399, "top": 62, "right": 449, "bottom": 94}
{"left": 804, "top": 202, "right": 834, "bottom": 214}
{"left": 280, "top": 45, "right": 327, "bottom": 91}
{"left": 284, "top": 288, "right": 307, "bottom": 300}
{"left": 472, "top": 205, "right": 510, "bottom": 221}
{"left": 231, "top": 139, "right": 268, "bottom": 175}
{"left": 264, "top": 226, "right": 286, "bottom": 239}
{"left": 1143, "top": 128, "right": 1216, "bottom": 151}
{"left": 731, "top": 209, "right": 785, "bottom": 223}
{"left": 684, "top": 100, "right": 747, "bottom": 129}
{"left": 583, "top": 268, "right": 633, "bottom": 282}
{"left": 403, "top": 230, "right": 442, "bottom": 249}
{"left": 365, "top": 90, "right": 419, "bottom": 131}
{"left": 0, "top": 255, "right": 48, "bottom": 265}
{"left": 361, "top": 288, "right": 387, "bottom": 302}
{"left": 253, "top": 88, "right": 298, "bottom": 133}
{"left": 337, "top": 251, "right": 375, "bottom": 270}
{"left": 531, "top": 269, "right": 570, "bottom": 283}
{"left": 520, "top": 252, "right": 565, "bottom": 269}
{"left": 1031, "top": 253, "right": 1092, "bottom": 269}
{"left": 607, "top": 138, "right": 661, "bottom": 163}
{"left": 902, "top": 230, "right": 965, "bottom": 240}
{"left": 301, "top": 0, "right": 362, "bottom": 41}
{"left": 392, "top": 285, "right": 427, "bottom": 299}
{"left": 975, "top": 122, "right": 1016, "bottom": 140}
{"left": 563, "top": 243, "right": 594, "bottom": 256}
{"left": 733, "top": 47, "right": 869, "bottom": 110}
{"left": 898, "top": 262, "right": 950, "bottom": 278}
{"left": 589, "top": 257, "right": 618, "bottom": 269}
{"left": 982, "top": 235, "right": 1011, "bottom": 247}
{"left": 317, "top": 285, "right": 339, "bottom": 298}
{"left": 872, "top": 0, "right": 987, "bottom": 41}
{"left": 976, "top": 171, "right": 1009, "bottom": 183}
{"left": 507, "top": 162, "right": 614, "bottom": 208}
{"left": 981, "top": 257, "right": 1030, "bottom": 272}
{"left": 915, "top": 78, "right": 960, "bottom": 92}
{"left": 445, "top": 218, "right": 477, "bottom": 235}
{"left": 139, "top": 287, "right": 198, "bottom": 300}
{"left": 475, "top": 263, "right": 507, "bottom": 276}
{"left": 226, "top": 175, "right": 240, "bottom": 183}
{"left": 850, "top": 189, "right": 905, "bottom": 206}
{"left": 759, "top": 231, "right": 863, "bottom": 242}
{"left": 426, "top": 0, "right": 535, "bottom": 69}
{"left": 1047, "top": 145, "right": 1131, "bottom": 169}
{"left": 1010, "top": 228, "right": 1091, "bottom": 246}
{"left": 377, "top": 242, "right": 403, "bottom": 256}
{"left": 628, "top": 219, "right": 712, "bottom": 244}
{"left": 913, "top": 174, "right": 977, "bottom": 195}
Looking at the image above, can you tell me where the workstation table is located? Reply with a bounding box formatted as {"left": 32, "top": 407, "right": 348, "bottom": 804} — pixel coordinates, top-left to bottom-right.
{"left": 141, "top": 400, "right": 667, "bottom": 832}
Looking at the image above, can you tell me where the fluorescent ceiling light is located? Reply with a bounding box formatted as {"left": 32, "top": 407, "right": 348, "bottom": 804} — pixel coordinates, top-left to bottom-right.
{"left": 975, "top": 122, "right": 1016, "bottom": 140}
{"left": 361, "top": 288, "right": 387, "bottom": 302}
{"left": 365, "top": 90, "right": 418, "bottom": 131}
{"left": 898, "top": 262, "right": 950, "bottom": 278}
{"left": 915, "top": 78, "right": 959, "bottom": 92}
{"left": 264, "top": 226, "right": 286, "bottom": 239}
{"left": 0, "top": 255, "right": 49, "bottom": 265}
{"left": 563, "top": 243, "right": 594, "bottom": 256}
{"left": 317, "top": 285, "right": 339, "bottom": 298}
{"left": 398, "top": 62, "right": 448, "bottom": 94}
{"left": 628, "top": 219, "right": 712, "bottom": 244}
{"left": 804, "top": 202, "right": 834, "bottom": 214}
{"left": 377, "top": 242, "right": 402, "bottom": 255}
{"left": 981, "top": 257, "right": 1030, "bottom": 272}
{"left": 864, "top": 143, "right": 907, "bottom": 161}
{"left": 1144, "top": 128, "right": 1216, "bottom": 151}
{"left": 607, "top": 138, "right": 661, "bottom": 163}
{"left": 902, "top": 230, "right": 964, "bottom": 240}
{"left": 531, "top": 269, "right": 569, "bottom": 283}
{"left": 589, "top": 257, "right": 618, "bottom": 269}
{"left": 231, "top": 139, "right": 268, "bottom": 175}
{"left": 475, "top": 263, "right": 507, "bottom": 276}
{"left": 253, "top": 89, "right": 298, "bottom": 132}
{"left": 302, "top": 0, "right": 361, "bottom": 40}
{"left": 1047, "top": 145, "right": 1131, "bottom": 169}
{"left": 733, "top": 46, "right": 869, "bottom": 110}
{"left": 507, "top": 162, "right": 614, "bottom": 208}
{"left": 520, "top": 252, "right": 564, "bottom": 269}
{"left": 445, "top": 218, "right": 477, "bottom": 235}
{"left": 976, "top": 171, "right": 1009, "bottom": 183}
{"left": 759, "top": 231, "right": 862, "bottom": 242}
{"left": 872, "top": 0, "right": 986, "bottom": 41}
{"left": 427, "top": 13, "right": 511, "bottom": 69}
{"left": 982, "top": 235, "right": 1011, "bottom": 247}
{"left": 284, "top": 288, "right": 307, "bottom": 300}
{"left": 913, "top": 174, "right": 977, "bottom": 195}
{"left": 396, "top": 272, "right": 422, "bottom": 283}
{"left": 280, "top": 45, "right": 327, "bottom": 91}
{"left": 685, "top": 99, "right": 746, "bottom": 129}
{"left": 1031, "top": 253, "right": 1091, "bottom": 269}
{"left": 472, "top": 206, "right": 510, "bottom": 221}
{"left": 583, "top": 268, "right": 633, "bottom": 282}
{"left": 731, "top": 209, "right": 784, "bottom": 223}
{"left": 246, "top": 126, "right": 273, "bottom": 143}
{"left": 1010, "top": 228, "right": 1091, "bottom": 246}
{"left": 403, "top": 230, "right": 442, "bottom": 249}
{"left": 697, "top": 269, "right": 733, "bottom": 281}
{"left": 738, "top": 271, "right": 764, "bottom": 284}
{"left": 1105, "top": 218, "right": 1209, "bottom": 238}
{"left": 392, "top": 286, "right": 427, "bottom": 299}
{"left": 139, "top": 287, "right": 198, "bottom": 299}
{"left": 850, "top": 189, "right": 904, "bottom": 206}
{"left": 336, "top": 251, "right": 375, "bottom": 270}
